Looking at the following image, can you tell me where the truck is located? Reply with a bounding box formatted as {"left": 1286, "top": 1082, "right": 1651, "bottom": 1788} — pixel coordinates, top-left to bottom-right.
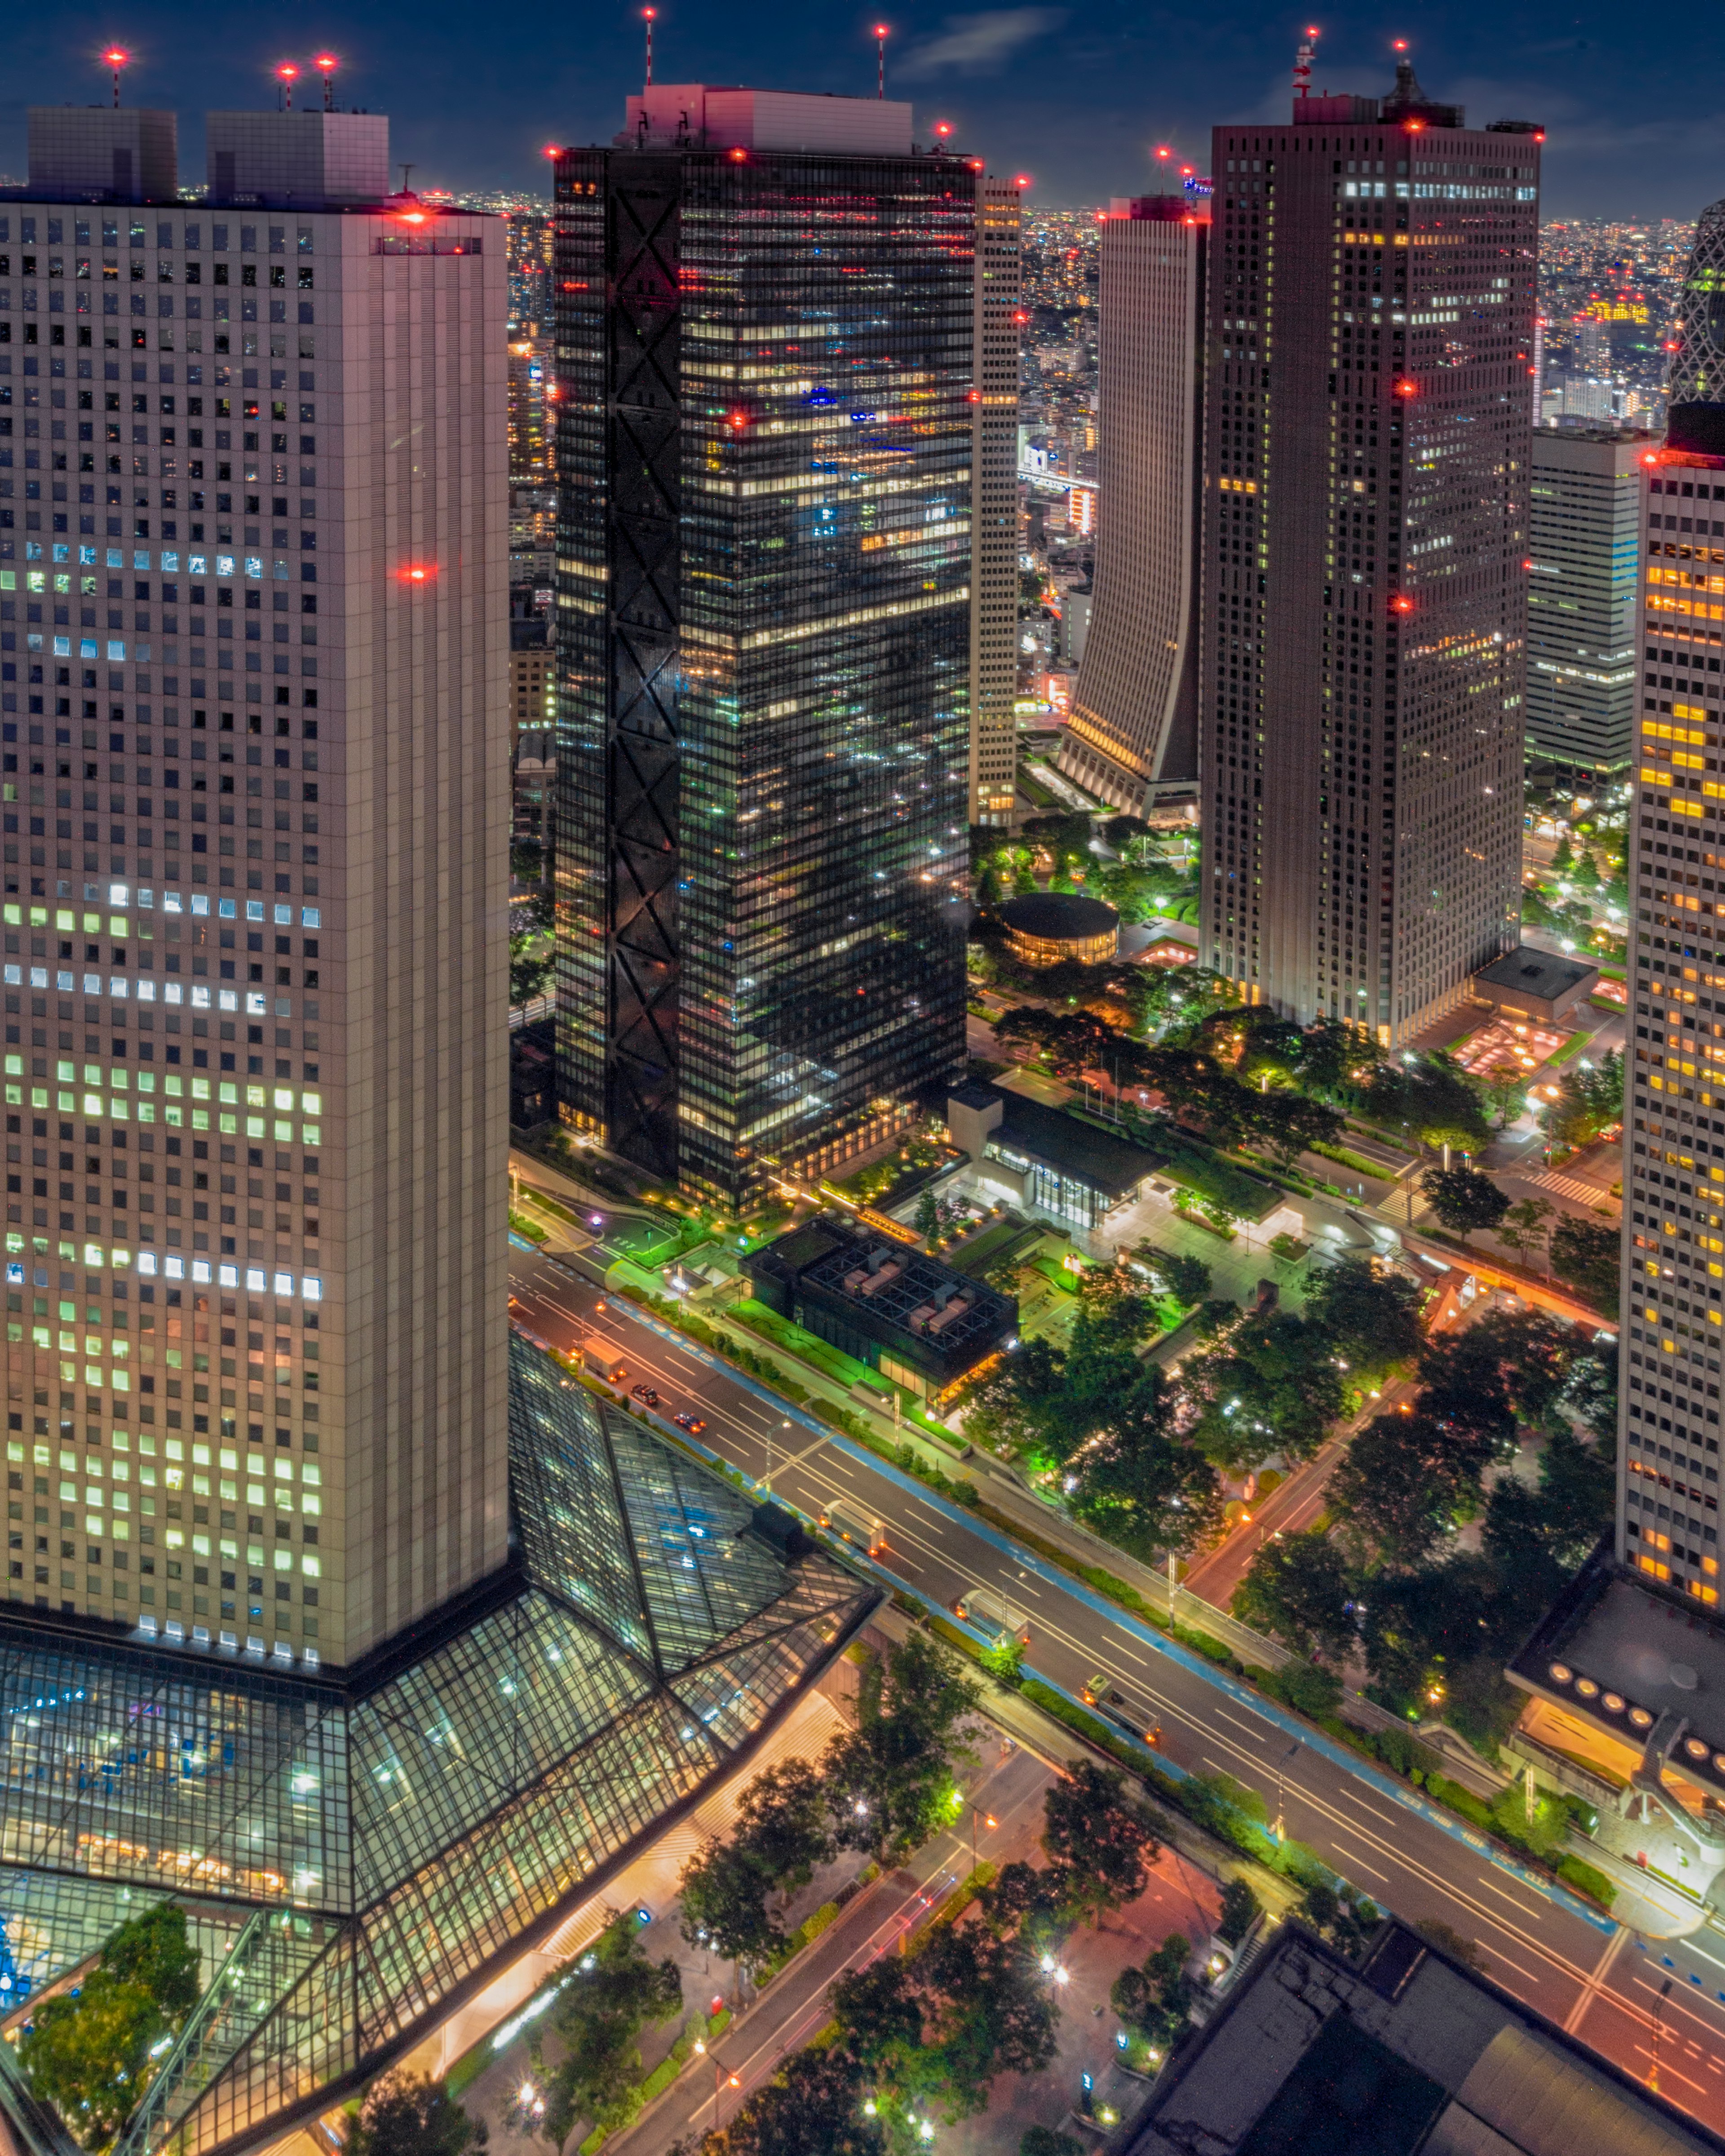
{"left": 951, "top": 1584, "right": 1031, "bottom": 1648}
{"left": 582, "top": 1343, "right": 628, "bottom": 1386}
{"left": 818, "top": 1497, "right": 886, "bottom": 1558}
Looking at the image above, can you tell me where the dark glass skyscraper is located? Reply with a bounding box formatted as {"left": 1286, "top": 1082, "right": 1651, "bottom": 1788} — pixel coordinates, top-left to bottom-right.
{"left": 551, "top": 88, "right": 973, "bottom": 1208}
{"left": 1198, "top": 56, "right": 1540, "bottom": 1043}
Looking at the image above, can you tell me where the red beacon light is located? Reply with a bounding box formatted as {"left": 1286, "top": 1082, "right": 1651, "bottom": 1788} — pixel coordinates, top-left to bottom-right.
{"left": 1391, "top": 594, "right": 1414, "bottom": 614}
{"left": 275, "top": 62, "right": 299, "bottom": 110}
{"left": 933, "top": 121, "right": 952, "bottom": 139}
{"left": 726, "top": 410, "right": 749, "bottom": 430}
{"left": 398, "top": 562, "right": 436, "bottom": 585}
{"left": 1014, "top": 174, "right": 1031, "bottom": 190}
{"left": 1393, "top": 376, "right": 1418, "bottom": 397}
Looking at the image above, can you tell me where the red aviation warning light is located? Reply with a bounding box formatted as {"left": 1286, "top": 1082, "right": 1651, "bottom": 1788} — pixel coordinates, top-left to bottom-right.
{"left": 934, "top": 120, "right": 952, "bottom": 140}
{"left": 102, "top": 47, "right": 130, "bottom": 107}
{"left": 726, "top": 410, "right": 749, "bottom": 430}
{"left": 314, "top": 53, "right": 340, "bottom": 111}
{"left": 1394, "top": 377, "right": 1418, "bottom": 397}
{"left": 1391, "top": 594, "right": 1414, "bottom": 614}
{"left": 275, "top": 62, "right": 299, "bottom": 110}
{"left": 1014, "top": 174, "right": 1031, "bottom": 190}
{"left": 398, "top": 562, "right": 436, "bottom": 585}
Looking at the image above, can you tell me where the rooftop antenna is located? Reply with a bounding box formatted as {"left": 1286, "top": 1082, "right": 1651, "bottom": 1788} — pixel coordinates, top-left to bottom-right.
{"left": 102, "top": 46, "right": 130, "bottom": 108}
{"left": 314, "top": 53, "right": 339, "bottom": 110}
{"left": 399, "top": 162, "right": 415, "bottom": 196}
{"left": 1294, "top": 25, "right": 1318, "bottom": 99}
{"left": 874, "top": 22, "right": 889, "bottom": 98}
{"left": 642, "top": 7, "right": 656, "bottom": 88}
{"left": 275, "top": 62, "right": 299, "bottom": 111}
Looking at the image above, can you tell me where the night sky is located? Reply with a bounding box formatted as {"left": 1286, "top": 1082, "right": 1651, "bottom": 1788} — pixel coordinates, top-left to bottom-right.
{"left": 2, "top": 1, "right": 1720, "bottom": 220}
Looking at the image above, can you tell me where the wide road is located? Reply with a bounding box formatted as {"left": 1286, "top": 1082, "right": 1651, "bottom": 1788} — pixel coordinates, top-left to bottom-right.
{"left": 509, "top": 1245, "right": 1725, "bottom": 2134}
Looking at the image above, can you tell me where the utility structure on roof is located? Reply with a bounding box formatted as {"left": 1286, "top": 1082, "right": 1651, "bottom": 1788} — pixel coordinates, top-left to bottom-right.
{"left": 1198, "top": 43, "right": 1541, "bottom": 1045}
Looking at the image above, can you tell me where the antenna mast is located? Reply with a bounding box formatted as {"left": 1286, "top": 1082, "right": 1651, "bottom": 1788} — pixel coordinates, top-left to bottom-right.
{"left": 1294, "top": 24, "right": 1319, "bottom": 99}
{"left": 103, "top": 47, "right": 129, "bottom": 109}
{"left": 875, "top": 23, "right": 889, "bottom": 98}
{"left": 643, "top": 7, "right": 656, "bottom": 88}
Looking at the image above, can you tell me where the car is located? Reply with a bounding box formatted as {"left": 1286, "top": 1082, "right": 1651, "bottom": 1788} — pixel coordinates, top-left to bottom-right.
{"left": 630, "top": 1383, "right": 660, "bottom": 1408}
{"left": 672, "top": 1411, "right": 708, "bottom": 1435}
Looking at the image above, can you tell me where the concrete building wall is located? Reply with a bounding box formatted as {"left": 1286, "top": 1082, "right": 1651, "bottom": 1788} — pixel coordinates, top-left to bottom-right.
{"left": 1526, "top": 425, "right": 1647, "bottom": 776}
{"left": 969, "top": 176, "right": 1022, "bottom": 826}
{"left": 26, "top": 108, "right": 178, "bottom": 202}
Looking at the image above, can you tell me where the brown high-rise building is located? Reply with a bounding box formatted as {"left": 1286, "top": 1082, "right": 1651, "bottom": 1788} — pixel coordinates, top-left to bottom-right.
{"left": 1198, "top": 54, "right": 1540, "bottom": 1042}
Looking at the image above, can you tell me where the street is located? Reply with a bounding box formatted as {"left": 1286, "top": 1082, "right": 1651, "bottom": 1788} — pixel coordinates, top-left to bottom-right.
{"left": 508, "top": 1241, "right": 1725, "bottom": 2138}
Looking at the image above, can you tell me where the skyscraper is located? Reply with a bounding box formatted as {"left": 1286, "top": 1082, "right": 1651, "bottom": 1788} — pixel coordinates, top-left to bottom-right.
{"left": 1619, "top": 401, "right": 1725, "bottom": 1606}
{"left": 1669, "top": 198, "right": 1725, "bottom": 412}
{"left": 0, "top": 98, "right": 874, "bottom": 2156}
{"left": 1197, "top": 54, "right": 1539, "bottom": 1042}
{"left": 1057, "top": 193, "right": 1208, "bottom": 814}
{"left": 1, "top": 106, "right": 509, "bottom": 1668}
{"left": 1526, "top": 425, "right": 1647, "bottom": 781}
{"left": 551, "top": 86, "right": 972, "bottom": 1209}
{"left": 969, "top": 175, "right": 1022, "bottom": 827}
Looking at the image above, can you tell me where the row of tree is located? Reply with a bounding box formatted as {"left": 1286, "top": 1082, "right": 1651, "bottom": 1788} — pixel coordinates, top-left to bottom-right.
{"left": 680, "top": 1756, "right": 1168, "bottom": 2156}
{"left": 1236, "top": 1307, "right": 1616, "bottom": 1734}
{"left": 968, "top": 1255, "right": 1423, "bottom": 1560}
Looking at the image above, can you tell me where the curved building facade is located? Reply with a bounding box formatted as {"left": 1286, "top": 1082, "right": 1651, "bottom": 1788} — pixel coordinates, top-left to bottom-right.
{"left": 1057, "top": 195, "right": 1208, "bottom": 813}
{"left": 1669, "top": 197, "right": 1725, "bottom": 412}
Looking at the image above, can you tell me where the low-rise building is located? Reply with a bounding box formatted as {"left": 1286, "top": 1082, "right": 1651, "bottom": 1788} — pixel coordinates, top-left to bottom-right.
{"left": 947, "top": 1080, "right": 1163, "bottom": 1230}
{"left": 998, "top": 891, "right": 1121, "bottom": 968}
{"left": 743, "top": 1217, "right": 1017, "bottom": 1400}
{"left": 1470, "top": 946, "right": 1600, "bottom": 1024}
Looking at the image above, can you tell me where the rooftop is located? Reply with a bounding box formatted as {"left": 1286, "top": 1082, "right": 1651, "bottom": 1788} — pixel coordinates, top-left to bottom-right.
{"left": 1120, "top": 1918, "right": 1721, "bottom": 2156}
{"left": 1473, "top": 946, "right": 1598, "bottom": 999}
{"left": 997, "top": 892, "right": 1120, "bottom": 941}
{"left": 750, "top": 1217, "right": 1014, "bottom": 1362}
{"left": 986, "top": 1086, "right": 1167, "bottom": 1199}
{"left": 1509, "top": 1552, "right": 1725, "bottom": 1797}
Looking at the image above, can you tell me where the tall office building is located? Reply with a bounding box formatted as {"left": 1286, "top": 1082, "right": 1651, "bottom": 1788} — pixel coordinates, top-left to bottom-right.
{"left": 1057, "top": 193, "right": 1208, "bottom": 813}
{"left": 969, "top": 176, "right": 1022, "bottom": 827}
{"left": 1197, "top": 55, "right": 1539, "bottom": 1042}
{"left": 1525, "top": 425, "right": 1647, "bottom": 780}
{"left": 551, "top": 86, "right": 972, "bottom": 1208}
{"left": 1620, "top": 402, "right": 1725, "bottom": 1609}
{"left": 1670, "top": 198, "right": 1725, "bottom": 412}
{"left": 0, "top": 97, "right": 872, "bottom": 2156}
{"left": 1, "top": 106, "right": 508, "bottom": 1668}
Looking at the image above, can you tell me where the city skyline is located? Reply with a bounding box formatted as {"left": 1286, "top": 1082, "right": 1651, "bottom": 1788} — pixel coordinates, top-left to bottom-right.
{"left": 1, "top": 6, "right": 1720, "bottom": 221}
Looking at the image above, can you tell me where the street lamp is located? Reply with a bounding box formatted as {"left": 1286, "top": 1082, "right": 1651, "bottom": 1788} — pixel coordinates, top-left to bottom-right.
{"left": 1272, "top": 1738, "right": 1302, "bottom": 1840}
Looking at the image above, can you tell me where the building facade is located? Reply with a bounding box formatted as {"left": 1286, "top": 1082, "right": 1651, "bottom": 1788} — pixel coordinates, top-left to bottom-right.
{"left": 1668, "top": 197, "right": 1725, "bottom": 412}
{"left": 969, "top": 176, "right": 1022, "bottom": 827}
{"left": 1197, "top": 57, "right": 1538, "bottom": 1043}
{"left": 1621, "top": 404, "right": 1725, "bottom": 1608}
{"left": 1057, "top": 194, "right": 1208, "bottom": 813}
{"left": 550, "top": 88, "right": 971, "bottom": 1209}
{"left": 1, "top": 108, "right": 509, "bottom": 1672}
{"left": 1526, "top": 425, "right": 1647, "bottom": 779}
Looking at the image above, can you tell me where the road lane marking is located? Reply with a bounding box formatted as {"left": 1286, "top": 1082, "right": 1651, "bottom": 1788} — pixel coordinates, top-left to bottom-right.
{"left": 1327, "top": 1842, "right": 1389, "bottom": 1885}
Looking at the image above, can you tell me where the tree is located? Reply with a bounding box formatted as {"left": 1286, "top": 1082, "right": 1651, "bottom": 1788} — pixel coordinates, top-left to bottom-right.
{"left": 1128, "top": 1242, "right": 1211, "bottom": 1308}
{"left": 830, "top": 1925, "right": 1060, "bottom": 2129}
{"left": 1551, "top": 831, "right": 1575, "bottom": 874}
{"left": 1467, "top": 1304, "right": 1581, "bottom": 1428}
{"left": 1216, "top": 1877, "right": 1261, "bottom": 1946}
{"left": 734, "top": 1759, "right": 836, "bottom": 1899}
{"left": 1419, "top": 1164, "right": 1508, "bottom": 1241}
{"left": 1573, "top": 849, "right": 1601, "bottom": 891}
{"left": 1482, "top": 1063, "right": 1529, "bottom": 1131}
{"left": 823, "top": 1634, "right": 982, "bottom": 1866}
{"left": 1181, "top": 1313, "right": 1346, "bottom": 1472}
{"left": 1550, "top": 1215, "right": 1621, "bottom": 1310}
{"left": 1041, "top": 1760, "right": 1162, "bottom": 1925}
{"left": 21, "top": 1971, "right": 167, "bottom": 2150}
{"left": 1021, "top": 2132, "right": 1085, "bottom": 2156}
{"left": 681, "top": 2046, "right": 881, "bottom": 2156}
{"left": 1414, "top": 1328, "right": 1520, "bottom": 1458}
{"left": 1542, "top": 1052, "right": 1623, "bottom": 1151}
{"left": 1110, "top": 1933, "right": 1193, "bottom": 2050}
{"left": 1328, "top": 1412, "right": 1490, "bottom": 1570}
{"left": 540, "top": 1915, "right": 682, "bottom": 2148}
{"left": 1496, "top": 1196, "right": 1555, "bottom": 1273}
{"left": 1301, "top": 1256, "right": 1424, "bottom": 1377}
{"left": 679, "top": 1840, "right": 782, "bottom": 1970}
{"left": 20, "top": 1903, "right": 203, "bottom": 2152}
{"left": 1562, "top": 1335, "right": 1619, "bottom": 1447}
{"left": 914, "top": 1188, "right": 941, "bottom": 1239}
{"left": 1294, "top": 1881, "right": 1380, "bottom": 1961}
{"left": 1061, "top": 1364, "right": 1226, "bottom": 1559}
{"left": 347, "top": 2078, "right": 488, "bottom": 2156}
{"left": 1232, "top": 1530, "right": 1360, "bottom": 1665}
{"left": 510, "top": 930, "right": 553, "bottom": 1007}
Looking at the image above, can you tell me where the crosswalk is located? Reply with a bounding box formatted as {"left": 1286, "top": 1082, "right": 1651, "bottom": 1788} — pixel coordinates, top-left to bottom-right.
{"left": 1522, "top": 1167, "right": 1614, "bottom": 1207}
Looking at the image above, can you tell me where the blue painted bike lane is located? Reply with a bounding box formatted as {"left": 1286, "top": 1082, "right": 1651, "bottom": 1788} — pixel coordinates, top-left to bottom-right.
{"left": 604, "top": 1290, "right": 1618, "bottom": 1940}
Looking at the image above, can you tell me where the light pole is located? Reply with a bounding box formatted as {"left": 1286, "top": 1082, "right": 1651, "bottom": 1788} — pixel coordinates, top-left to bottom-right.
{"left": 969, "top": 1804, "right": 998, "bottom": 1872}
{"left": 1272, "top": 1739, "right": 1302, "bottom": 1841}
{"left": 765, "top": 1418, "right": 790, "bottom": 1493}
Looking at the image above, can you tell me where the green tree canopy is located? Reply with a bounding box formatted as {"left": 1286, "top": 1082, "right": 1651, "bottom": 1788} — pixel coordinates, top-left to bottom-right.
{"left": 679, "top": 1840, "right": 783, "bottom": 1970}
{"left": 541, "top": 1915, "right": 682, "bottom": 2149}
{"left": 1180, "top": 1313, "right": 1347, "bottom": 1472}
{"left": 1329, "top": 1411, "right": 1491, "bottom": 1570}
{"left": 823, "top": 1634, "right": 982, "bottom": 1867}
{"left": 1232, "top": 1529, "right": 1360, "bottom": 1665}
{"left": 1550, "top": 1214, "right": 1621, "bottom": 1310}
{"left": 1110, "top": 1933, "right": 1193, "bottom": 2051}
{"left": 1419, "top": 1164, "right": 1509, "bottom": 1241}
{"left": 683, "top": 2047, "right": 883, "bottom": 2156}
{"left": 347, "top": 2077, "right": 488, "bottom": 2156}
{"left": 1041, "top": 1759, "right": 1162, "bottom": 1926}
{"left": 1301, "top": 1256, "right": 1424, "bottom": 1377}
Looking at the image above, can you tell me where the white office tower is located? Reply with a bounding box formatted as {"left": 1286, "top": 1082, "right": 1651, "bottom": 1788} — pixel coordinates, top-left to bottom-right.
{"left": 970, "top": 176, "right": 1022, "bottom": 826}
{"left": 0, "top": 106, "right": 509, "bottom": 1669}
{"left": 1057, "top": 193, "right": 1208, "bottom": 812}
